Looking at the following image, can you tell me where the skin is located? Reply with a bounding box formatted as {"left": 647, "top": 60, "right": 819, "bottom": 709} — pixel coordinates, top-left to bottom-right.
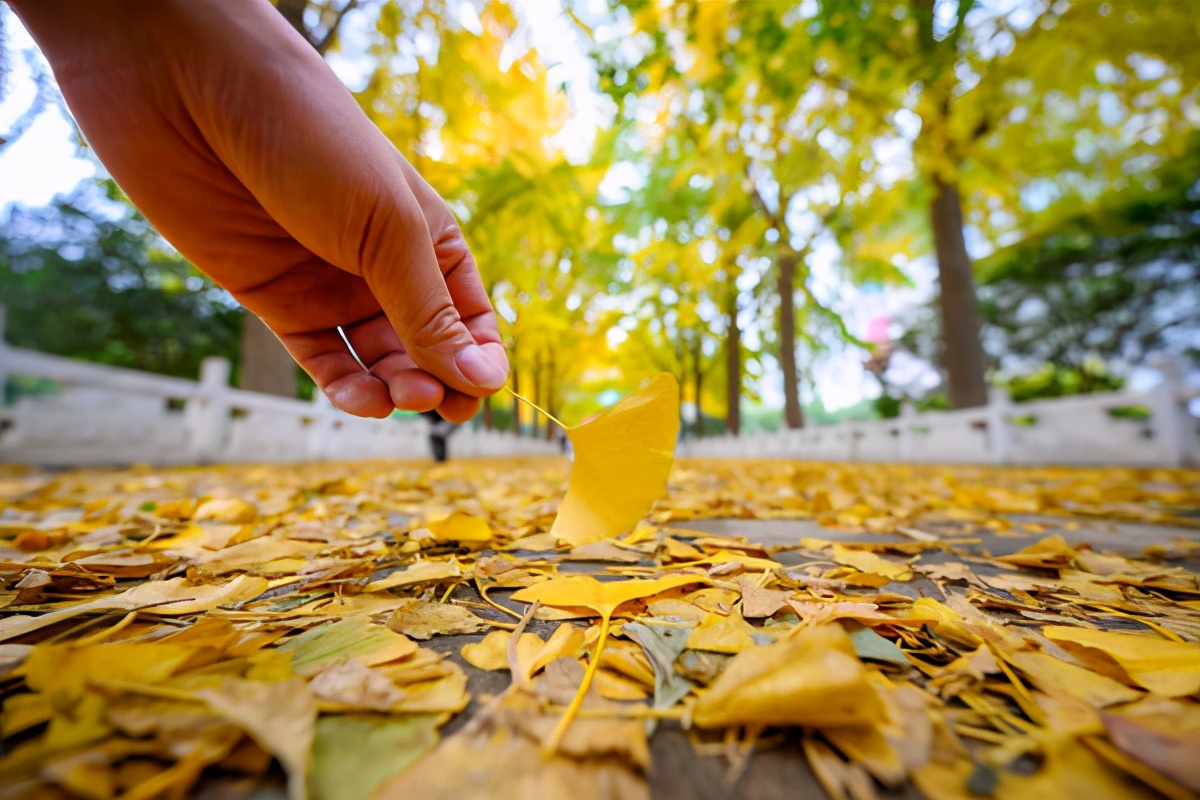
{"left": 9, "top": 0, "right": 509, "bottom": 422}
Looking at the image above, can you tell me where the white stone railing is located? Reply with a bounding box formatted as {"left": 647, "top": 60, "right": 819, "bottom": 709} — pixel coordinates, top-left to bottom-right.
{"left": 3, "top": 301, "right": 1195, "bottom": 469}
{"left": 680, "top": 364, "right": 1200, "bottom": 467}
{"left": 0, "top": 327, "right": 557, "bottom": 467}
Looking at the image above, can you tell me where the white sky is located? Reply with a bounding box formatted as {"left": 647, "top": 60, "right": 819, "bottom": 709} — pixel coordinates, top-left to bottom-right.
{"left": 0, "top": 3, "right": 935, "bottom": 414}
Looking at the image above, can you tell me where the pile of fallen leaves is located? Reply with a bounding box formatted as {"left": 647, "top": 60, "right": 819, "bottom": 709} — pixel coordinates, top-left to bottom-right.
{"left": 2, "top": 378, "right": 1200, "bottom": 800}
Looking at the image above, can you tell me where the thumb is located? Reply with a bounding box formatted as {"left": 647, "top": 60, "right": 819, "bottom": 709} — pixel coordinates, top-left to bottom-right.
{"left": 358, "top": 186, "right": 508, "bottom": 396}
{"left": 388, "top": 157, "right": 509, "bottom": 395}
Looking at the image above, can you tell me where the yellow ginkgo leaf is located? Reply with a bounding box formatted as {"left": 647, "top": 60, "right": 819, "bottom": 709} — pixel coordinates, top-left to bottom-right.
{"left": 0, "top": 575, "right": 269, "bottom": 643}
{"left": 196, "top": 678, "right": 316, "bottom": 800}
{"left": 1043, "top": 626, "right": 1200, "bottom": 697}
{"left": 192, "top": 497, "right": 258, "bottom": 524}
{"left": 460, "top": 630, "right": 543, "bottom": 673}
{"left": 426, "top": 513, "right": 492, "bottom": 544}
{"left": 693, "top": 624, "right": 885, "bottom": 730}
{"left": 548, "top": 374, "right": 680, "bottom": 548}
{"left": 829, "top": 545, "right": 913, "bottom": 581}
{"left": 510, "top": 572, "right": 705, "bottom": 753}
{"left": 510, "top": 574, "right": 706, "bottom": 619}
{"left": 686, "top": 609, "right": 758, "bottom": 654}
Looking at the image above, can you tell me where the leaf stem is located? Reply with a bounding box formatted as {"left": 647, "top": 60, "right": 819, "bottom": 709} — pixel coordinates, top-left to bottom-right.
{"left": 508, "top": 599, "right": 540, "bottom": 689}
{"left": 543, "top": 612, "right": 611, "bottom": 756}
{"left": 505, "top": 387, "right": 567, "bottom": 429}
{"left": 476, "top": 582, "right": 525, "bottom": 620}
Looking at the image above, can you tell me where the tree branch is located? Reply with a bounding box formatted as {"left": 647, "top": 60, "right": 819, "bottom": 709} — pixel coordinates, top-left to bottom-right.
{"left": 314, "top": 0, "right": 360, "bottom": 55}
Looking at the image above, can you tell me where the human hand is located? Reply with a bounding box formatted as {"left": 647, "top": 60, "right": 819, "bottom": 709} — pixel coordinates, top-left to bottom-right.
{"left": 10, "top": 0, "right": 508, "bottom": 421}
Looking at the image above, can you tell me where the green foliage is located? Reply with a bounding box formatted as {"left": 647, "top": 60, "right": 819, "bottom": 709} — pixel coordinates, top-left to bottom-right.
{"left": 0, "top": 181, "right": 242, "bottom": 380}
{"left": 977, "top": 144, "right": 1200, "bottom": 370}
{"left": 1004, "top": 362, "right": 1124, "bottom": 404}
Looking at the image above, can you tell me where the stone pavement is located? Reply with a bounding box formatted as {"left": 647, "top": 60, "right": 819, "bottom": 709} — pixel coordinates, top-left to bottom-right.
{"left": 435, "top": 513, "right": 1199, "bottom": 800}
{"left": 191, "top": 512, "right": 1200, "bottom": 800}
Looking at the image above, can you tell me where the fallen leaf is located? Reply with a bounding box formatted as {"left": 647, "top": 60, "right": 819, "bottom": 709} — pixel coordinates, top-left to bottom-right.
{"left": 371, "top": 713, "right": 648, "bottom": 800}
{"left": 363, "top": 559, "right": 461, "bottom": 593}
{"left": 0, "top": 575, "right": 269, "bottom": 643}
{"left": 1006, "top": 650, "right": 1142, "bottom": 707}
{"left": 278, "top": 618, "right": 417, "bottom": 676}
{"left": 847, "top": 625, "right": 909, "bottom": 666}
{"left": 387, "top": 602, "right": 490, "bottom": 640}
{"left": 514, "top": 659, "right": 651, "bottom": 766}
{"left": 829, "top": 545, "right": 913, "bottom": 581}
{"left": 510, "top": 574, "right": 707, "bottom": 619}
{"left": 390, "top": 666, "right": 469, "bottom": 714}
{"left": 622, "top": 620, "right": 694, "bottom": 718}
{"left": 693, "top": 624, "right": 884, "bottom": 729}
{"left": 995, "top": 535, "right": 1078, "bottom": 569}
{"left": 563, "top": 541, "right": 644, "bottom": 563}
{"left": 528, "top": 623, "right": 586, "bottom": 679}
{"left": 193, "top": 497, "right": 258, "bottom": 524}
{"left": 196, "top": 678, "right": 316, "bottom": 800}
{"left": 735, "top": 577, "right": 793, "bottom": 618}
{"left": 510, "top": 572, "right": 704, "bottom": 752}
{"left": 310, "top": 714, "right": 442, "bottom": 800}
{"left": 460, "top": 630, "right": 543, "bottom": 673}
{"left": 686, "top": 609, "right": 759, "bottom": 654}
{"left": 425, "top": 513, "right": 492, "bottom": 544}
{"left": 803, "top": 737, "right": 877, "bottom": 800}
{"left": 1042, "top": 626, "right": 1200, "bottom": 696}
{"left": 309, "top": 658, "right": 407, "bottom": 711}
{"left": 1100, "top": 698, "right": 1200, "bottom": 792}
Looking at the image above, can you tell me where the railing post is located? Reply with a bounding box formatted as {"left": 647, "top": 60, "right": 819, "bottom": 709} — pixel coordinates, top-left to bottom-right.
{"left": 0, "top": 304, "right": 9, "bottom": 405}
{"left": 1148, "top": 355, "right": 1188, "bottom": 467}
{"left": 899, "top": 401, "right": 916, "bottom": 461}
{"left": 306, "top": 392, "right": 338, "bottom": 461}
{"left": 186, "top": 357, "right": 231, "bottom": 463}
{"left": 986, "top": 386, "right": 1013, "bottom": 465}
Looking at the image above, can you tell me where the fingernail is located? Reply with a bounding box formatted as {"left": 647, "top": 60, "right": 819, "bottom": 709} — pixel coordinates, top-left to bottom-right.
{"left": 456, "top": 345, "right": 508, "bottom": 390}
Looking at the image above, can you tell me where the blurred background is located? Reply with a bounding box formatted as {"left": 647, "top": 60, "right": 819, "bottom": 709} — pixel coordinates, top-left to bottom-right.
{"left": 2, "top": 0, "right": 1198, "bottom": 442}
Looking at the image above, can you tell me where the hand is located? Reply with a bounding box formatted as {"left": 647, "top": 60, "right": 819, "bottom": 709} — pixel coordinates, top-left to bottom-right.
{"left": 10, "top": 0, "right": 509, "bottom": 421}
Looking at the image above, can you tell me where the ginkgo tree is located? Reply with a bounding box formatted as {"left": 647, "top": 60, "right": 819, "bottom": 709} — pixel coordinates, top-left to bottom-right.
{"left": 597, "top": 0, "right": 907, "bottom": 430}
{"left": 799, "top": 0, "right": 1200, "bottom": 407}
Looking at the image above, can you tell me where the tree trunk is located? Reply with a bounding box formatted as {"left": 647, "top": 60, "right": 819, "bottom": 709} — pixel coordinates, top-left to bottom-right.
{"left": 544, "top": 349, "right": 557, "bottom": 441}
{"left": 482, "top": 396, "right": 493, "bottom": 430}
{"left": 238, "top": 315, "right": 297, "bottom": 397}
{"left": 930, "top": 177, "right": 989, "bottom": 408}
{"left": 777, "top": 252, "right": 804, "bottom": 429}
{"left": 530, "top": 352, "right": 542, "bottom": 439}
{"left": 725, "top": 274, "right": 742, "bottom": 436}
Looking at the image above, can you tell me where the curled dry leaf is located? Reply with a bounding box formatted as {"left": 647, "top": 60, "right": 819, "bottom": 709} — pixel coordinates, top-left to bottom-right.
{"left": 387, "top": 601, "right": 491, "bottom": 640}
{"left": 309, "top": 658, "right": 407, "bottom": 711}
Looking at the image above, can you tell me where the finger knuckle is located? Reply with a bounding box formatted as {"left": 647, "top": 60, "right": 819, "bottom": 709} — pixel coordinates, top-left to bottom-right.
{"left": 407, "top": 300, "right": 463, "bottom": 351}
